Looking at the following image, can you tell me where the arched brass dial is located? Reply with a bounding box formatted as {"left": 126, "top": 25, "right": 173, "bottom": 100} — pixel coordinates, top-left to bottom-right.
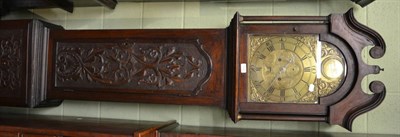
{"left": 248, "top": 35, "right": 346, "bottom": 103}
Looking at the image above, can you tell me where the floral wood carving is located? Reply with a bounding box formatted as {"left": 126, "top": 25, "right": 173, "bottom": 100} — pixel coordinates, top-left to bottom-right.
{"left": 0, "top": 30, "right": 23, "bottom": 91}
{"left": 55, "top": 39, "right": 211, "bottom": 96}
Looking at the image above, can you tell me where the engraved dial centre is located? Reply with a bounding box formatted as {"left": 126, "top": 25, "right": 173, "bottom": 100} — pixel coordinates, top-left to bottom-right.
{"left": 262, "top": 50, "right": 303, "bottom": 90}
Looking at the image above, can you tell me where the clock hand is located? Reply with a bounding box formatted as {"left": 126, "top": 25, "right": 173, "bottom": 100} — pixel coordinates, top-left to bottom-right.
{"left": 263, "top": 53, "right": 296, "bottom": 96}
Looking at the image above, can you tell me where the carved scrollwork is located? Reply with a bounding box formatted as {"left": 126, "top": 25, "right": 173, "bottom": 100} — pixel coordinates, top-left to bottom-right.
{"left": 55, "top": 39, "right": 211, "bottom": 95}
{"left": 0, "top": 31, "right": 23, "bottom": 91}
{"left": 329, "top": 9, "right": 386, "bottom": 131}
{"left": 56, "top": 43, "right": 139, "bottom": 86}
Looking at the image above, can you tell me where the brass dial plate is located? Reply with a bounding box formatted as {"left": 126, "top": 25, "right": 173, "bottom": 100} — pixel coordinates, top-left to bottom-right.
{"left": 248, "top": 34, "right": 346, "bottom": 103}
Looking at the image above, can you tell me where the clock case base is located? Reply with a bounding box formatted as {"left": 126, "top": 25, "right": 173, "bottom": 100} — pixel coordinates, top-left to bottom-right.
{"left": 0, "top": 19, "right": 63, "bottom": 107}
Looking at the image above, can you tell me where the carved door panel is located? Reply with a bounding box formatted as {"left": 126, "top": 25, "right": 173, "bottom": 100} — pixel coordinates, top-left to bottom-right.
{"left": 47, "top": 30, "right": 226, "bottom": 106}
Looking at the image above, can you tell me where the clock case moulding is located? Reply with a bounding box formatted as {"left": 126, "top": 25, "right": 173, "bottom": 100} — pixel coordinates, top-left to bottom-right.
{"left": 0, "top": 9, "right": 385, "bottom": 131}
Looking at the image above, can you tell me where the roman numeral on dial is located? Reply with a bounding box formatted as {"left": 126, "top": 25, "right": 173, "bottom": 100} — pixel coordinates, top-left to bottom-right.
{"left": 250, "top": 65, "right": 261, "bottom": 72}
{"left": 255, "top": 51, "right": 266, "bottom": 59}
{"left": 304, "top": 66, "right": 316, "bottom": 73}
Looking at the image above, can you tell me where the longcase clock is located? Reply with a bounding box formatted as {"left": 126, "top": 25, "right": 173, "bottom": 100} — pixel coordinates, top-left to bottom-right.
{"left": 0, "top": 9, "right": 385, "bottom": 131}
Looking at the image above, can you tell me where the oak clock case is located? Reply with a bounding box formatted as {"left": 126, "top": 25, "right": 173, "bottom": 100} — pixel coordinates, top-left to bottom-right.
{"left": 0, "top": 9, "right": 385, "bottom": 131}
{"left": 227, "top": 9, "right": 386, "bottom": 131}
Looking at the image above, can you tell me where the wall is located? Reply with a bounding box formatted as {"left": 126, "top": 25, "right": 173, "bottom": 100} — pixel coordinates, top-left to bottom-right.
{"left": 0, "top": 0, "right": 399, "bottom": 135}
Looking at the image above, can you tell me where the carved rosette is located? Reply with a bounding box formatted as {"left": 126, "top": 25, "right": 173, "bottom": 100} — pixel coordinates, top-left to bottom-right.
{"left": 54, "top": 39, "right": 211, "bottom": 96}
{"left": 0, "top": 30, "right": 23, "bottom": 91}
